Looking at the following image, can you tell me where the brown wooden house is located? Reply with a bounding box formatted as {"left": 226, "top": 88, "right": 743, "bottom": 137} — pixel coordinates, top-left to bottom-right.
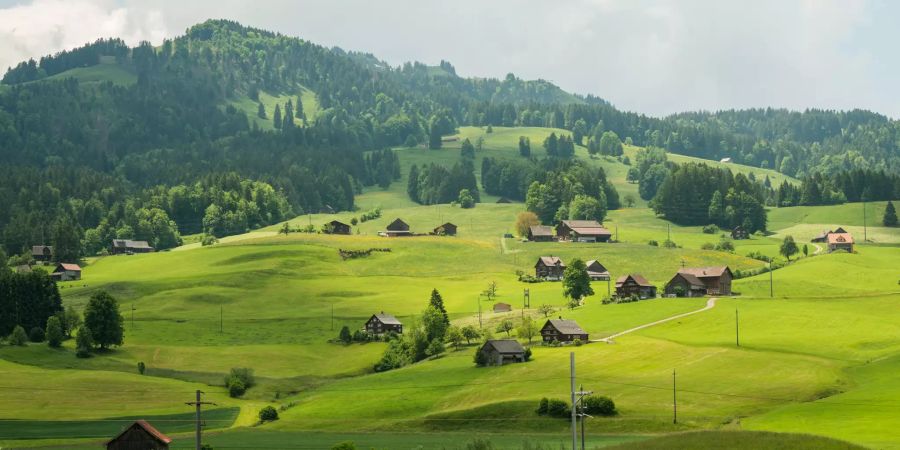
{"left": 106, "top": 420, "right": 171, "bottom": 450}
{"left": 535, "top": 256, "right": 565, "bottom": 280}
{"left": 827, "top": 232, "right": 854, "bottom": 253}
{"left": 365, "top": 312, "right": 403, "bottom": 335}
{"left": 731, "top": 226, "right": 749, "bottom": 240}
{"left": 585, "top": 260, "right": 610, "bottom": 281}
{"left": 527, "top": 225, "right": 555, "bottom": 242}
{"left": 665, "top": 266, "right": 733, "bottom": 296}
{"left": 615, "top": 274, "right": 657, "bottom": 299}
{"left": 384, "top": 218, "right": 412, "bottom": 237}
{"left": 556, "top": 220, "right": 611, "bottom": 242}
{"left": 31, "top": 245, "right": 53, "bottom": 262}
{"left": 540, "top": 318, "right": 589, "bottom": 343}
{"left": 110, "top": 239, "right": 154, "bottom": 255}
{"left": 479, "top": 339, "right": 526, "bottom": 365}
{"left": 51, "top": 263, "right": 82, "bottom": 281}
{"left": 325, "top": 220, "right": 351, "bottom": 235}
{"left": 434, "top": 222, "right": 457, "bottom": 236}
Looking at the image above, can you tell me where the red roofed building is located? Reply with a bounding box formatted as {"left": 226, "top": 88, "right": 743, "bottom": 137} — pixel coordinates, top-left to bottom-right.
{"left": 106, "top": 420, "right": 172, "bottom": 450}
{"left": 827, "top": 232, "right": 854, "bottom": 253}
{"left": 52, "top": 263, "right": 82, "bottom": 281}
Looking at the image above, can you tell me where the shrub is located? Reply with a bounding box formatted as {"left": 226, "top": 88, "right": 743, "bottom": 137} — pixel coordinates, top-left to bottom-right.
{"left": 137, "top": 361, "right": 146, "bottom": 375}
{"left": 581, "top": 395, "right": 617, "bottom": 416}
{"left": 536, "top": 397, "right": 549, "bottom": 415}
{"left": 338, "top": 326, "right": 352, "bottom": 344}
{"left": 546, "top": 399, "right": 571, "bottom": 418}
{"left": 201, "top": 234, "right": 218, "bottom": 246}
{"left": 228, "top": 379, "right": 246, "bottom": 398}
{"left": 332, "top": 442, "right": 356, "bottom": 450}
{"left": 573, "top": 338, "right": 583, "bottom": 347}
{"left": 46, "top": 316, "right": 64, "bottom": 348}
{"left": 75, "top": 326, "right": 94, "bottom": 358}
{"left": 474, "top": 347, "right": 488, "bottom": 366}
{"left": 29, "top": 326, "right": 45, "bottom": 342}
{"left": 663, "top": 239, "right": 678, "bottom": 248}
{"left": 259, "top": 406, "right": 279, "bottom": 422}
{"left": 9, "top": 325, "right": 27, "bottom": 346}
{"left": 701, "top": 242, "right": 715, "bottom": 250}
{"left": 702, "top": 224, "right": 719, "bottom": 234}
{"left": 226, "top": 367, "right": 255, "bottom": 397}
{"left": 715, "top": 239, "right": 735, "bottom": 252}
{"left": 647, "top": 240, "right": 659, "bottom": 247}
{"left": 351, "top": 330, "right": 369, "bottom": 342}
{"left": 350, "top": 217, "right": 358, "bottom": 226}
{"left": 466, "top": 438, "right": 495, "bottom": 450}
{"left": 524, "top": 347, "right": 532, "bottom": 361}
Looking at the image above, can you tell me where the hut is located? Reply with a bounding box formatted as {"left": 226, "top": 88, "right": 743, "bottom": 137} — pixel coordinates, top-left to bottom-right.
{"left": 106, "top": 420, "right": 171, "bottom": 450}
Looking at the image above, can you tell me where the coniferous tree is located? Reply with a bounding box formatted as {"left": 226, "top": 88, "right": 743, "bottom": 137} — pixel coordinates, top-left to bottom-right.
{"left": 257, "top": 102, "right": 266, "bottom": 119}
{"left": 407, "top": 164, "right": 420, "bottom": 202}
{"left": 884, "top": 200, "right": 898, "bottom": 227}
{"left": 428, "top": 289, "right": 449, "bottom": 326}
{"left": 273, "top": 104, "right": 282, "bottom": 129}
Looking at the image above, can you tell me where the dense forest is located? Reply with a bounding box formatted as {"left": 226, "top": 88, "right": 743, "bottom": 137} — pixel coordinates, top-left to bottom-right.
{"left": 1, "top": 19, "right": 898, "bottom": 259}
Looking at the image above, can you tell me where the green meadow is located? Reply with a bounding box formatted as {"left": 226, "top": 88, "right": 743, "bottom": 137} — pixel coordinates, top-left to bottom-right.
{"left": 1, "top": 126, "right": 898, "bottom": 449}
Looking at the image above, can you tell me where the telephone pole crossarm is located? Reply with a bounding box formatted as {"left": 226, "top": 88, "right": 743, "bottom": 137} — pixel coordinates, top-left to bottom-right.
{"left": 186, "top": 390, "right": 217, "bottom": 450}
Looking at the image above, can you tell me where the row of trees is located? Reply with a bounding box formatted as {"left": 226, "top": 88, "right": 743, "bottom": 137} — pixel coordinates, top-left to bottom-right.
{"left": 407, "top": 160, "right": 480, "bottom": 205}
{"left": 519, "top": 160, "right": 620, "bottom": 224}
{"left": 775, "top": 169, "right": 900, "bottom": 207}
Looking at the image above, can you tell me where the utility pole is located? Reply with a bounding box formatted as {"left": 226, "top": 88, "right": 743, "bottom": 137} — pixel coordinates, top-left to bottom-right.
{"left": 863, "top": 200, "right": 867, "bottom": 242}
{"left": 735, "top": 308, "right": 740, "bottom": 347}
{"left": 477, "top": 296, "right": 483, "bottom": 330}
{"left": 219, "top": 306, "right": 223, "bottom": 334}
{"left": 615, "top": 225, "right": 618, "bottom": 242}
{"left": 672, "top": 369, "right": 677, "bottom": 424}
{"left": 186, "top": 390, "right": 216, "bottom": 450}
{"left": 667, "top": 223, "right": 670, "bottom": 242}
{"left": 131, "top": 304, "right": 135, "bottom": 330}
{"left": 769, "top": 263, "right": 773, "bottom": 297}
{"left": 570, "top": 352, "right": 577, "bottom": 450}
{"left": 331, "top": 303, "right": 334, "bottom": 331}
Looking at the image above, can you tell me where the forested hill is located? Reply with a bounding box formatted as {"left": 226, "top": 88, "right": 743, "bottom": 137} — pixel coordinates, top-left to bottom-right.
{"left": 0, "top": 19, "right": 899, "bottom": 258}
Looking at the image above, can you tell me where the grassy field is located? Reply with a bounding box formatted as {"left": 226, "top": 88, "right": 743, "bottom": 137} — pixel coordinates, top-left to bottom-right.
{"left": 41, "top": 58, "right": 137, "bottom": 86}
{"left": 2, "top": 125, "right": 899, "bottom": 449}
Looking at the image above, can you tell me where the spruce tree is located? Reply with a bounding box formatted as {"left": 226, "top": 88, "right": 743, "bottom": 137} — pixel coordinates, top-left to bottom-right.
{"left": 273, "top": 104, "right": 282, "bottom": 129}
{"left": 429, "top": 289, "right": 449, "bottom": 326}
{"left": 257, "top": 102, "right": 266, "bottom": 119}
{"left": 884, "top": 200, "right": 898, "bottom": 227}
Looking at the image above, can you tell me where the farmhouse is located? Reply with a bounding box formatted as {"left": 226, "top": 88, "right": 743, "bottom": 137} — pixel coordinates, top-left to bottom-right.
{"left": 478, "top": 339, "right": 526, "bottom": 365}
{"left": 527, "top": 225, "right": 555, "bottom": 242}
{"left": 556, "top": 220, "right": 611, "bottom": 242}
{"left": 665, "top": 266, "right": 733, "bottom": 296}
{"left": 493, "top": 302, "right": 512, "bottom": 313}
{"left": 827, "top": 232, "right": 854, "bottom": 253}
{"left": 541, "top": 318, "right": 589, "bottom": 343}
{"left": 325, "top": 220, "right": 351, "bottom": 235}
{"left": 433, "top": 222, "right": 457, "bottom": 236}
{"left": 106, "top": 420, "right": 171, "bottom": 450}
{"left": 731, "top": 226, "right": 749, "bottom": 240}
{"left": 585, "top": 260, "right": 610, "bottom": 281}
{"left": 384, "top": 218, "right": 412, "bottom": 237}
{"left": 110, "top": 239, "right": 154, "bottom": 255}
{"left": 615, "top": 274, "right": 657, "bottom": 299}
{"left": 51, "top": 263, "right": 82, "bottom": 281}
{"left": 31, "top": 245, "right": 53, "bottom": 262}
{"left": 365, "top": 312, "right": 403, "bottom": 335}
{"left": 535, "top": 256, "right": 565, "bottom": 280}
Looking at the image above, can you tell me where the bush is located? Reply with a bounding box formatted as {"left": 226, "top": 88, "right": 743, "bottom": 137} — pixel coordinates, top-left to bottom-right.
{"left": 573, "top": 338, "right": 583, "bottom": 347}
{"left": 715, "top": 239, "right": 735, "bottom": 252}
{"left": 338, "top": 326, "right": 352, "bottom": 344}
{"left": 75, "top": 326, "right": 94, "bottom": 358}
{"left": 524, "top": 347, "right": 532, "bottom": 361}
{"left": 702, "top": 224, "right": 719, "bottom": 234}
{"left": 226, "top": 367, "right": 255, "bottom": 397}
{"left": 46, "top": 316, "right": 64, "bottom": 348}
{"left": 536, "top": 397, "right": 549, "bottom": 415}
{"left": 474, "top": 347, "right": 488, "bottom": 366}
{"left": 137, "top": 361, "right": 146, "bottom": 375}
{"left": 701, "top": 242, "right": 715, "bottom": 250}
{"left": 201, "top": 234, "right": 218, "bottom": 246}
{"left": 228, "top": 379, "right": 246, "bottom": 398}
{"left": 332, "top": 442, "right": 356, "bottom": 450}
{"left": 259, "top": 405, "right": 279, "bottom": 422}
{"left": 663, "top": 239, "right": 678, "bottom": 248}
{"left": 546, "top": 398, "right": 571, "bottom": 418}
{"left": 29, "top": 326, "right": 45, "bottom": 342}
{"left": 648, "top": 240, "right": 658, "bottom": 247}
{"left": 581, "top": 395, "right": 617, "bottom": 416}
{"left": 8, "top": 325, "right": 27, "bottom": 346}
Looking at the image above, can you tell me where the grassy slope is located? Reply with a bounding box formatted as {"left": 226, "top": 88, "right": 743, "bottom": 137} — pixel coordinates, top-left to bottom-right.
{"left": 41, "top": 59, "right": 137, "bottom": 86}
{"left": 604, "top": 430, "right": 865, "bottom": 450}
{"left": 229, "top": 87, "right": 319, "bottom": 130}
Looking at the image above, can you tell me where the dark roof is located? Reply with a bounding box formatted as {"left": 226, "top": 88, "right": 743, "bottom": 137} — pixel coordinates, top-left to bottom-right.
{"left": 372, "top": 313, "right": 401, "bottom": 325}
{"left": 833, "top": 227, "right": 848, "bottom": 233}
{"left": 434, "top": 222, "right": 457, "bottom": 231}
{"left": 545, "top": 319, "right": 587, "bottom": 335}
{"left": 31, "top": 245, "right": 52, "bottom": 256}
{"left": 529, "top": 225, "right": 554, "bottom": 237}
{"left": 482, "top": 339, "right": 525, "bottom": 354}
{"left": 560, "top": 220, "right": 604, "bottom": 228}
{"left": 678, "top": 267, "right": 731, "bottom": 279}
{"left": 386, "top": 218, "right": 409, "bottom": 231}
{"left": 536, "top": 256, "right": 565, "bottom": 267}
{"left": 616, "top": 274, "right": 653, "bottom": 287}
{"left": 112, "top": 239, "right": 153, "bottom": 249}
{"left": 107, "top": 420, "right": 172, "bottom": 445}
{"left": 671, "top": 272, "right": 705, "bottom": 289}
{"left": 328, "top": 220, "right": 350, "bottom": 227}
{"left": 585, "top": 260, "right": 607, "bottom": 273}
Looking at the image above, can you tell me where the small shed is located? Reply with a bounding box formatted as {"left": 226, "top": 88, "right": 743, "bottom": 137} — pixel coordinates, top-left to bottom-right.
{"left": 535, "top": 256, "right": 565, "bottom": 280}
{"left": 106, "top": 420, "right": 171, "bottom": 450}
{"left": 585, "top": 260, "right": 610, "bottom": 281}
{"left": 541, "top": 318, "right": 589, "bottom": 343}
{"left": 493, "top": 302, "right": 512, "bottom": 313}
{"left": 664, "top": 272, "right": 707, "bottom": 297}
{"left": 365, "top": 312, "right": 403, "bottom": 334}
{"left": 731, "top": 226, "right": 749, "bottom": 240}
{"left": 384, "top": 218, "right": 412, "bottom": 237}
{"left": 479, "top": 339, "right": 526, "bottom": 365}
{"left": 325, "top": 220, "right": 351, "bottom": 235}
{"left": 527, "top": 225, "right": 555, "bottom": 242}
{"left": 31, "top": 245, "right": 53, "bottom": 262}
{"left": 615, "top": 274, "right": 656, "bottom": 299}
{"left": 434, "top": 222, "right": 457, "bottom": 236}
{"left": 52, "top": 263, "right": 82, "bottom": 281}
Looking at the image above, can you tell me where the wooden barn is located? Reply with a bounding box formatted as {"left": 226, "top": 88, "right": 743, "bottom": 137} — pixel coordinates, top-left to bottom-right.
{"left": 433, "top": 222, "right": 457, "bottom": 236}
{"left": 365, "top": 312, "right": 403, "bottom": 335}
{"left": 527, "top": 225, "right": 555, "bottom": 242}
{"left": 106, "top": 420, "right": 171, "bottom": 450}
{"left": 731, "top": 226, "right": 749, "bottom": 240}
{"left": 541, "top": 318, "right": 589, "bottom": 343}
{"left": 556, "top": 220, "right": 611, "bottom": 242}
{"left": 478, "top": 339, "right": 526, "bottom": 365}
{"left": 535, "top": 256, "right": 565, "bottom": 280}
{"left": 615, "top": 274, "right": 657, "bottom": 299}
{"left": 665, "top": 266, "right": 733, "bottom": 297}
{"left": 585, "top": 260, "right": 610, "bottom": 281}
{"left": 31, "top": 245, "right": 53, "bottom": 262}
{"left": 51, "top": 263, "right": 82, "bottom": 281}
{"left": 827, "top": 232, "right": 854, "bottom": 253}
{"left": 384, "top": 218, "right": 412, "bottom": 237}
{"left": 325, "top": 220, "right": 351, "bottom": 235}
{"left": 493, "top": 302, "right": 512, "bottom": 313}
{"left": 110, "top": 240, "right": 154, "bottom": 255}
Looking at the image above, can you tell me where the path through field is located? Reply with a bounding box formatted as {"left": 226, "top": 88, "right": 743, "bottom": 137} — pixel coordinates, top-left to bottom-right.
{"left": 595, "top": 297, "right": 720, "bottom": 343}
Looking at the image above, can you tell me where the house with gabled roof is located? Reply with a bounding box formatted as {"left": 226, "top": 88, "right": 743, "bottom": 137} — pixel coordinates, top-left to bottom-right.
{"left": 556, "top": 220, "right": 611, "bottom": 242}
{"left": 106, "top": 420, "right": 171, "bottom": 450}
{"left": 527, "top": 225, "right": 555, "bottom": 242}
{"left": 827, "top": 232, "right": 854, "bottom": 253}
{"left": 52, "top": 263, "right": 82, "bottom": 281}
{"left": 665, "top": 266, "right": 733, "bottom": 296}
{"left": 615, "top": 274, "right": 656, "bottom": 299}
{"left": 535, "top": 256, "right": 565, "bottom": 280}
{"left": 110, "top": 239, "right": 154, "bottom": 255}
{"left": 365, "top": 312, "right": 403, "bottom": 335}
{"left": 324, "top": 220, "right": 351, "bottom": 235}
{"left": 433, "top": 222, "right": 457, "bottom": 236}
{"left": 31, "top": 245, "right": 53, "bottom": 262}
{"left": 541, "top": 318, "right": 589, "bottom": 343}
{"left": 585, "top": 260, "right": 610, "bottom": 281}
{"left": 478, "top": 339, "right": 526, "bottom": 365}
{"left": 384, "top": 218, "right": 412, "bottom": 237}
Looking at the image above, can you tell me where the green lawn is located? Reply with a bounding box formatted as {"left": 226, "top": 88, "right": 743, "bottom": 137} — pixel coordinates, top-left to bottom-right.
{"left": 42, "top": 60, "right": 137, "bottom": 86}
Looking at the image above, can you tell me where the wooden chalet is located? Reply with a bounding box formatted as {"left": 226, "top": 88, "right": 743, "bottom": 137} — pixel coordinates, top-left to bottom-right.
{"left": 527, "top": 225, "right": 555, "bottom": 242}
{"left": 812, "top": 227, "right": 849, "bottom": 243}
{"left": 384, "top": 218, "right": 412, "bottom": 237}
{"left": 479, "top": 339, "right": 526, "bottom": 365}
{"left": 51, "top": 263, "right": 82, "bottom": 281}
{"left": 493, "top": 302, "right": 512, "bottom": 313}
{"left": 615, "top": 274, "right": 657, "bottom": 299}
{"left": 325, "top": 220, "right": 351, "bottom": 235}
{"left": 535, "top": 256, "right": 565, "bottom": 280}
{"left": 827, "top": 232, "right": 854, "bottom": 253}
{"left": 665, "top": 266, "right": 733, "bottom": 297}
{"left": 106, "top": 420, "right": 171, "bottom": 450}
{"left": 731, "top": 226, "right": 749, "bottom": 240}
{"left": 31, "top": 245, "right": 53, "bottom": 262}
{"left": 541, "top": 318, "right": 589, "bottom": 343}
{"left": 556, "top": 220, "right": 611, "bottom": 242}
{"left": 365, "top": 312, "right": 403, "bottom": 335}
{"left": 585, "top": 260, "right": 610, "bottom": 281}
{"left": 433, "top": 222, "right": 458, "bottom": 236}
{"left": 110, "top": 239, "right": 154, "bottom": 255}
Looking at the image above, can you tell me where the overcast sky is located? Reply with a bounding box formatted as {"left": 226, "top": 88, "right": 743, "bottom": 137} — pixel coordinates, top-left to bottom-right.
{"left": 1, "top": 0, "right": 897, "bottom": 117}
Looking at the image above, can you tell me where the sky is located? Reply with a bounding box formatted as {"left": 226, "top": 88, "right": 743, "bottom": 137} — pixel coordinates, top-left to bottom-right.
{"left": 1, "top": 0, "right": 897, "bottom": 117}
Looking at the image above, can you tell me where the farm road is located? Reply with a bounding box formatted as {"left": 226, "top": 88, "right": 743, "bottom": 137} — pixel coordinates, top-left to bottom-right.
{"left": 594, "top": 297, "right": 720, "bottom": 343}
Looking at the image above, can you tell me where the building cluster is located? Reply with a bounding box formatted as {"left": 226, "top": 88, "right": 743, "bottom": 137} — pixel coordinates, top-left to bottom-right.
{"left": 527, "top": 220, "right": 612, "bottom": 243}
{"left": 811, "top": 227, "right": 855, "bottom": 253}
